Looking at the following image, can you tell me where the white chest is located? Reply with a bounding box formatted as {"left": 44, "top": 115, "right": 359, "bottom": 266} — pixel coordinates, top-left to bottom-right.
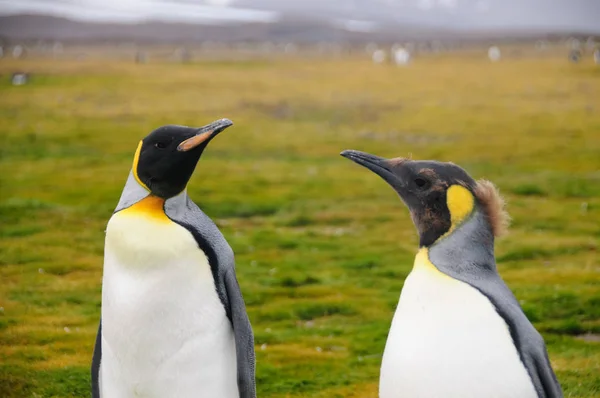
{"left": 100, "top": 211, "right": 238, "bottom": 398}
{"left": 379, "top": 252, "right": 537, "bottom": 398}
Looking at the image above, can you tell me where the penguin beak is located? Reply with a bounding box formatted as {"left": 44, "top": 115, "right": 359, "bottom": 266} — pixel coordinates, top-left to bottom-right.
{"left": 177, "top": 118, "right": 233, "bottom": 152}
{"left": 341, "top": 149, "right": 400, "bottom": 188}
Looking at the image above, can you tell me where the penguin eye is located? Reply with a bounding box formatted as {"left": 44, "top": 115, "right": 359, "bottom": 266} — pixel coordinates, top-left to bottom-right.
{"left": 414, "top": 177, "right": 430, "bottom": 190}
{"left": 155, "top": 141, "right": 169, "bottom": 149}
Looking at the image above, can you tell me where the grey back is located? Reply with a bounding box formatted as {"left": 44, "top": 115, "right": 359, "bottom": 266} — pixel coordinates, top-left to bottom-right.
{"left": 429, "top": 210, "right": 563, "bottom": 398}
{"left": 164, "top": 191, "right": 234, "bottom": 309}
{"left": 165, "top": 191, "right": 257, "bottom": 398}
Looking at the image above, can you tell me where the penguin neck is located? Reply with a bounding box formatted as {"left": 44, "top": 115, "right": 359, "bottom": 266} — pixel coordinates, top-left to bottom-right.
{"left": 115, "top": 171, "right": 151, "bottom": 213}
{"left": 163, "top": 189, "right": 194, "bottom": 219}
{"left": 115, "top": 171, "right": 194, "bottom": 215}
{"left": 425, "top": 209, "right": 497, "bottom": 276}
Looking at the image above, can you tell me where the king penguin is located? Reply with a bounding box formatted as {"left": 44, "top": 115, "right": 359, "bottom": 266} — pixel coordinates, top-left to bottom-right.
{"left": 91, "top": 119, "right": 256, "bottom": 398}
{"left": 341, "top": 150, "right": 563, "bottom": 398}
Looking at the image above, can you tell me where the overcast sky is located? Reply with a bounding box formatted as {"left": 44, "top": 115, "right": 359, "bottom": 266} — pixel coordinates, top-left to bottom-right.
{"left": 0, "top": 0, "right": 598, "bottom": 31}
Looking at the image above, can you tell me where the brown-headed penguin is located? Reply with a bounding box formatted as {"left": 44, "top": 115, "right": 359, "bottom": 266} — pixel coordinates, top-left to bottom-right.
{"left": 341, "top": 150, "right": 562, "bottom": 398}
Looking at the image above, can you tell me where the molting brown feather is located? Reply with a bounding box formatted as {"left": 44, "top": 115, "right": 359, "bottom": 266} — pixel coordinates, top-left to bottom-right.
{"left": 387, "top": 157, "right": 409, "bottom": 167}
{"left": 419, "top": 168, "right": 438, "bottom": 178}
{"left": 474, "top": 179, "right": 510, "bottom": 237}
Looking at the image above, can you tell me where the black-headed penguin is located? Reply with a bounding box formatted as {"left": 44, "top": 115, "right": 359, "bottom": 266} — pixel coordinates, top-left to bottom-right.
{"left": 91, "top": 119, "right": 256, "bottom": 398}
{"left": 341, "top": 150, "right": 562, "bottom": 398}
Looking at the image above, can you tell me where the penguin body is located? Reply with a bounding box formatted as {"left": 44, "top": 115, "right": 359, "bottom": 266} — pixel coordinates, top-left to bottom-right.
{"left": 92, "top": 120, "right": 256, "bottom": 398}
{"left": 380, "top": 231, "right": 537, "bottom": 398}
{"left": 100, "top": 194, "right": 238, "bottom": 398}
{"left": 341, "top": 151, "right": 562, "bottom": 398}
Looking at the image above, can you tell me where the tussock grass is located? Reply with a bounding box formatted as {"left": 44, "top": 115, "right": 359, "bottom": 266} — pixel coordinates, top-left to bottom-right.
{"left": 1, "top": 53, "right": 599, "bottom": 397}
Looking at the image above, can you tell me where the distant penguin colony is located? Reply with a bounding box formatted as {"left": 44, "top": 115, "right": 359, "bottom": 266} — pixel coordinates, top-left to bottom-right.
{"left": 92, "top": 119, "right": 256, "bottom": 398}
{"left": 92, "top": 119, "right": 562, "bottom": 397}
{"left": 488, "top": 45, "right": 501, "bottom": 62}
{"left": 569, "top": 49, "right": 582, "bottom": 63}
{"left": 341, "top": 150, "right": 563, "bottom": 398}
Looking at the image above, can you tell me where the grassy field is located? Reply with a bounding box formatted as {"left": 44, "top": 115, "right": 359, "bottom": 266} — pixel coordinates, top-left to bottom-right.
{"left": 1, "top": 52, "right": 599, "bottom": 397}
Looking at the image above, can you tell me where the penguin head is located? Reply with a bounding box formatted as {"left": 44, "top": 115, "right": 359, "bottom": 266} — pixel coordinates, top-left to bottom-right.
{"left": 341, "top": 150, "right": 509, "bottom": 247}
{"left": 132, "top": 119, "right": 233, "bottom": 199}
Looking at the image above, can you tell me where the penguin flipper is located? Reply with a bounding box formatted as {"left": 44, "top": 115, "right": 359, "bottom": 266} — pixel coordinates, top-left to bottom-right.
{"left": 428, "top": 212, "right": 563, "bottom": 398}
{"left": 469, "top": 277, "right": 563, "bottom": 398}
{"left": 530, "top": 344, "right": 564, "bottom": 398}
{"left": 163, "top": 193, "right": 256, "bottom": 396}
{"left": 224, "top": 269, "right": 257, "bottom": 398}
{"left": 510, "top": 322, "right": 563, "bottom": 398}
{"left": 91, "top": 320, "right": 102, "bottom": 398}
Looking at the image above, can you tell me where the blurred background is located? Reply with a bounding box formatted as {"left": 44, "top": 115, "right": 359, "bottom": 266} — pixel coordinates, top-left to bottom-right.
{"left": 0, "top": 1, "right": 599, "bottom": 397}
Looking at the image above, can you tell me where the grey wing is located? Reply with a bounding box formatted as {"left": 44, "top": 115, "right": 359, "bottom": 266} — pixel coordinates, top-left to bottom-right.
{"left": 223, "top": 269, "right": 256, "bottom": 398}
{"left": 91, "top": 321, "right": 102, "bottom": 398}
{"left": 526, "top": 342, "right": 564, "bottom": 398}
{"left": 429, "top": 211, "right": 563, "bottom": 397}
{"left": 164, "top": 192, "right": 256, "bottom": 396}
{"left": 476, "top": 278, "right": 563, "bottom": 398}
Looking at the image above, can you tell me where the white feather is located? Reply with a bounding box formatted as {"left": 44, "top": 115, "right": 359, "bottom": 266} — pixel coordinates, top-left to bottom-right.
{"left": 100, "top": 210, "right": 238, "bottom": 398}
{"left": 379, "top": 251, "right": 537, "bottom": 398}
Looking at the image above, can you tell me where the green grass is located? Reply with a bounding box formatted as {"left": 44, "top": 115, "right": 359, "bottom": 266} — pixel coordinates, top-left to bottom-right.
{"left": 1, "top": 52, "right": 599, "bottom": 397}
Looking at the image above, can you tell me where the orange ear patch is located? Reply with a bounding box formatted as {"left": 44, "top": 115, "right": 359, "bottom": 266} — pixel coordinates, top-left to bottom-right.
{"left": 446, "top": 184, "right": 475, "bottom": 228}
{"left": 474, "top": 179, "right": 510, "bottom": 237}
{"left": 132, "top": 140, "right": 150, "bottom": 192}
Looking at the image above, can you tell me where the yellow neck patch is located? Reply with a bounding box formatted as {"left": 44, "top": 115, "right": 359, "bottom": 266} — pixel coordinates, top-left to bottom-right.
{"left": 132, "top": 140, "right": 150, "bottom": 192}
{"left": 413, "top": 247, "right": 452, "bottom": 280}
{"left": 120, "top": 195, "right": 169, "bottom": 221}
{"left": 414, "top": 248, "right": 436, "bottom": 272}
{"left": 446, "top": 184, "right": 474, "bottom": 232}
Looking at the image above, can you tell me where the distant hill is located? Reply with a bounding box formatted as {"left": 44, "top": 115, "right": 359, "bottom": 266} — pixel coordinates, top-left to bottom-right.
{"left": 0, "top": 14, "right": 592, "bottom": 45}
{"left": 0, "top": 14, "right": 450, "bottom": 44}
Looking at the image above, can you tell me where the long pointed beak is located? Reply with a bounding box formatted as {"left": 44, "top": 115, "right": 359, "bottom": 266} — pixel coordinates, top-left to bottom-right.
{"left": 340, "top": 149, "right": 400, "bottom": 188}
{"left": 177, "top": 118, "right": 233, "bottom": 152}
